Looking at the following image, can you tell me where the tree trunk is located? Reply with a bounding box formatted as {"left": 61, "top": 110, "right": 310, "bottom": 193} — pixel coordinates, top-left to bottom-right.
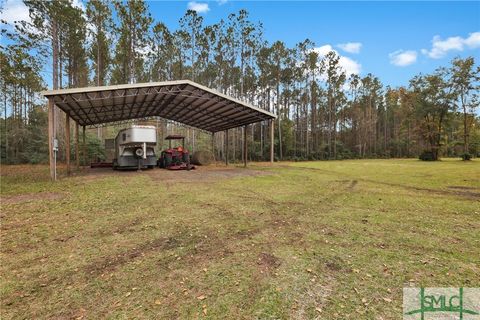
{"left": 463, "top": 104, "right": 469, "bottom": 155}
{"left": 277, "top": 82, "right": 283, "bottom": 160}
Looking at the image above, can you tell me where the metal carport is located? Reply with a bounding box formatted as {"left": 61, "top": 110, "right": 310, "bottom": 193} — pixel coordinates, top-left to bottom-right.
{"left": 41, "top": 80, "right": 276, "bottom": 180}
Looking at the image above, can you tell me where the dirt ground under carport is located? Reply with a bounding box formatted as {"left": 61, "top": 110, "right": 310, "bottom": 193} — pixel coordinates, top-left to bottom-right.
{"left": 80, "top": 163, "right": 273, "bottom": 183}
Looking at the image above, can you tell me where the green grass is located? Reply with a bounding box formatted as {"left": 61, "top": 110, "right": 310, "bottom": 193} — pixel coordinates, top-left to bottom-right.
{"left": 1, "top": 159, "right": 479, "bottom": 319}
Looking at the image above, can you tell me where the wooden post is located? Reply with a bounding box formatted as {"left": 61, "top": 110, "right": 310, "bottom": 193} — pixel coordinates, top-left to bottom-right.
{"left": 65, "top": 113, "right": 71, "bottom": 175}
{"left": 82, "top": 126, "right": 86, "bottom": 168}
{"left": 225, "top": 129, "right": 229, "bottom": 166}
{"left": 243, "top": 125, "right": 247, "bottom": 167}
{"left": 75, "top": 122, "right": 79, "bottom": 169}
{"left": 48, "top": 98, "right": 55, "bottom": 180}
{"left": 270, "top": 120, "right": 274, "bottom": 164}
{"left": 211, "top": 132, "right": 216, "bottom": 163}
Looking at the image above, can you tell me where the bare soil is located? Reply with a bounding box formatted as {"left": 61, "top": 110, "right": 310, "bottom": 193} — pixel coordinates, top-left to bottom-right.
{"left": 79, "top": 164, "right": 271, "bottom": 184}
{"left": 1, "top": 192, "right": 64, "bottom": 204}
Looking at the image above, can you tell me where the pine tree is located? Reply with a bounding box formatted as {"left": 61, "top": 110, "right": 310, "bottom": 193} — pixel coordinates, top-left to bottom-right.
{"left": 111, "top": 0, "right": 153, "bottom": 84}
{"left": 179, "top": 10, "right": 203, "bottom": 81}
{"left": 86, "top": 0, "right": 113, "bottom": 86}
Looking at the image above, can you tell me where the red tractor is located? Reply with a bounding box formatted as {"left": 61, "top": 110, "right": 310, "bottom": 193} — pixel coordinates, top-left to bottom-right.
{"left": 157, "top": 135, "right": 194, "bottom": 170}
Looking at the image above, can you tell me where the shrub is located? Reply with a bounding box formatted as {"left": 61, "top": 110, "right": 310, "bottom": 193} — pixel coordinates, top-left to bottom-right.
{"left": 419, "top": 151, "right": 437, "bottom": 161}
{"left": 461, "top": 153, "right": 472, "bottom": 161}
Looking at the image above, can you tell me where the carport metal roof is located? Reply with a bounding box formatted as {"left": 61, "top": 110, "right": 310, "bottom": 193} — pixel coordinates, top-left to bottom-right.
{"left": 41, "top": 80, "right": 276, "bottom": 132}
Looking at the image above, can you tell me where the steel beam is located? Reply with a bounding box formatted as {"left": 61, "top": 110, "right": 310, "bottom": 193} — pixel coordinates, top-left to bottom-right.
{"left": 141, "top": 85, "right": 183, "bottom": 117}
{"left": 210, "top": 117, "right": 261, "bottom": 133}
{"left": 203, "top": 108, "right": 268, "bottom": 132}
{"left": 160, "top": 92, "right": 192, "bottom": 119}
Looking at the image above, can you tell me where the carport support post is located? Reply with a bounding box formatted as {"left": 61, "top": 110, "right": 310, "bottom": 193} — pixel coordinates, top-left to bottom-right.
{"left": 211, "top": 132, "right": 216, "bottom": 163}
{"left": 65, "top": 113, "right": 71, "bottom": 175}
{"left": 75, "top": 122, "right": 79, "bottom": 169}
{"left": 270, "top": 120, "right": 274, "bottom": 164}
{"left": 82, "top": 126, "right": 86, "bottom": 168}
{"left": 225, "top": 129, "right": 229, "bottom": 166}
{"left": 48, "top": 98, "right": 55, "bottom": 180}
{"left": 243, "top": 125, "right": 247, "bottom": 167}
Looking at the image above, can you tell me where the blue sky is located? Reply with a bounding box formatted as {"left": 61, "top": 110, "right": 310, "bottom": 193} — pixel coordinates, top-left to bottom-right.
{"left": 149, "top": 1, "right": 480, "bottom": 87}
{"left": 2, "top": 0, "right": 479, "bottom": 88}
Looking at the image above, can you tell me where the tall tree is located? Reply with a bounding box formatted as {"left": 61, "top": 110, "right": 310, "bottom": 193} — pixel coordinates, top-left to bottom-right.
{"left": 410, "top": 69, "right": 456, "bottom": 160}
{"left": 23, "top": 0, "right": 87, "bottom": 160}
{"left": 324, "top": 51, "right": 346, "bottom": 158}
{"left": 271, "top": 41, "right": 288, "bottom": 159}
{"left": 63, "top": 4, "right": 89, "bottom": 88}
{"left": 111, "top": 0, "right": 152, "bottom": 84}
{"left": 86, "top": 0, "right": 113, "bottom": 87}
{"left": 150, "top": 22, "right": 175, "bottom": 81}
{"left": 450, "top": 57, "right": 480, "bottom": 157}
{"left": 179, "top": 10, "right": 203, "bottom": 81}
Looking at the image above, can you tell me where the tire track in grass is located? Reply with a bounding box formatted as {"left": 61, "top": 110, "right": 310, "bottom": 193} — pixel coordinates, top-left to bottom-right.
{"left": 281, "top": 165, "right": 480, "bottom": 200}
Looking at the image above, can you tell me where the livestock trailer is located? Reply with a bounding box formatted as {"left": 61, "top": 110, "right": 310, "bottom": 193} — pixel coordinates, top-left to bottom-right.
{"left": 113, "top": 125, "right": 157, "bottom": 170}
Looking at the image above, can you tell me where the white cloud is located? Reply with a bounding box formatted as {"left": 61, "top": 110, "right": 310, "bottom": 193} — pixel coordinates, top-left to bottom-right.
{"left": 1, "top": 0, "right": 85, "bottom": 26}
{"left": 312, "top": 45, "right": 362, "bottom": 76}
{"left": 71, "top": 0, "right": 85, "bottom": 12}
{"left": 339, "top": 56, "right": 362, "bottom": 75}
{"left": 187, "top": 1, "right": 210, "bottom": 13}
{"left": 1, "top": 0, "right": 31, "bottom": 25}
{"left": 337, "top": 42, "right": 362, "bottom": 54}
{"left": 464, "top": 32, "right": 480, "bottom": 48}
{"left": 389, "top": 50, "right": 417, "bottom": 67}
{"left": 314, "top": 44, "right": 335, "bottom": 57}
{"left": 422, "top": 32, "right": 480, "bottom": 59}
{"left": 217, "top": 0, "right": 228, "bottom": 5}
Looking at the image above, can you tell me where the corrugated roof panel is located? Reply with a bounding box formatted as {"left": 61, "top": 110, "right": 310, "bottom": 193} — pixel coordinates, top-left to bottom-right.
{"left": 41, "top": 80, "right": 276, "bottom": 131}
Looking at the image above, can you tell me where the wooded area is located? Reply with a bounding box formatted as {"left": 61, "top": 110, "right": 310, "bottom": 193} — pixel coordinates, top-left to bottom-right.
{"left": 1, "top": 0, "right": 479, "bottom": 164}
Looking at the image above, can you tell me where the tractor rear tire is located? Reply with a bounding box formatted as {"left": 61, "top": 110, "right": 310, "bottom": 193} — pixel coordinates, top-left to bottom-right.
{"left": 164, "top": 154, "right": 172, "bottom": 168}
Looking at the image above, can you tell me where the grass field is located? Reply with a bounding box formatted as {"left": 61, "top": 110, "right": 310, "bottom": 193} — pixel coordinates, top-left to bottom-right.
{"left": 1, "top": 159, "right": 479, "bottom": 319}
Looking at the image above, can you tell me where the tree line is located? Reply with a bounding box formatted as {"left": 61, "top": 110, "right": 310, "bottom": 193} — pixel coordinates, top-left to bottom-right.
{"left": 1, "top": 0, "right": 479, "bottom": 164}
